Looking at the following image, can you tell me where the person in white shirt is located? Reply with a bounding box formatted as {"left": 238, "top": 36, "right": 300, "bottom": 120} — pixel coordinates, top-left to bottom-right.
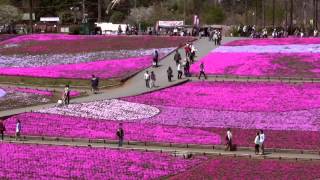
{"left": 225, "top": 128, "right": 232, "bottom": 151}
{"left": 254, "top": 132, "right": 260, "bottom": 155}
{"left": 143, "top": 71, "right": 150, "bottom": 88}
{"left": 15, "top": 120, "right": 21, "bottom": 141}
{"left": 259, "top": 130, "right": 266, "bottom": 155}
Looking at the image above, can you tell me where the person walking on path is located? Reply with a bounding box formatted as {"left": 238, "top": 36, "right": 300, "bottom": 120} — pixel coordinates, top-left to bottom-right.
{"left": 225, "top": 128, "right": 232, "bottom": 151}
{"left": 184, "top": 43, "right": 191, "bottom": 57}
{"left": 167, "top": 67, "right": 173, "bottom": 82}
{"left": 144, "top": 71, "right": 150, "bottom": 88}
{"left": 15, "top": 120, "right": 21, "bottom": 141}
{"left": 184, "top": 60, "right": 190, "bottom": 77}
{"left": 190, "top": 44, "right": 196, "bottom": 64}
{"left": 177, "top": 63, "right": 183, "bottom": 79}
{"left": 213, "top": 31, "right": 218, "bottom": 45}
{"left": 64, "top": 85, "right": 71, "bottom": 105}
{"left": 0, "top": 119, "right": 5, "bottom": 141}
{"left": 153, "top": 50, "right": 159, "bottom": 67}
{"left": 254, "top": 132, "right": 260, "bottom": 155}
{"left": 198, "top": 62, "right": 207, "bottom": 80}
{"left": 116, "top": 123, "right": 124, "bottom": 147}
{"left": 149, "top": 71, "right": 156, "bottom": 88}
{"left": 91, "top": 75, "right": 99, "bottom": 94}
{"left": 259, "top": 130, "right": 266, "bottom": 155}
{"left": 174, "top": 50, "right": 182, "bottom": 66}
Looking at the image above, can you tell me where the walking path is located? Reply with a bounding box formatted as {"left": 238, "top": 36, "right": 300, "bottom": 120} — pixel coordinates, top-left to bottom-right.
{"left": 0, "top": 37, "right": 239, "bottom": 117}
{"left": 3, "top": 136, "right": 319, "bottom": 161}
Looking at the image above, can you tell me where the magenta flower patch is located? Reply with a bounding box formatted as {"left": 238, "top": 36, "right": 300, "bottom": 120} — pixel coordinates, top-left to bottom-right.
{"left": 4, "top": 113, "right": 222, "bottom": 145}
{"left": 0, "top": 56, "right": 155, "bottom": 79}
{"left": 0, "top": 143, "right": 206, "bottom": 179}
{"left": 225, "top": 37, "right": 320, "bottom": 46}
{"left": 0, "top": 34, "right": 193, "bottom": 80}
{"left": 191, "top": 38, "right": 320, "bottom": 78}
{"left": 171, "top": 156, "right": 320, "bottom": 179}
{"left": 123, "top": 81, "right": 320, "bottom": 132}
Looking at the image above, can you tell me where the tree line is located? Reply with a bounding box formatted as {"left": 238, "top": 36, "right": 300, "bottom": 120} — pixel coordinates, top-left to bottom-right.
{"left": 0, "top": 0, "right": 319, "bottom": 30}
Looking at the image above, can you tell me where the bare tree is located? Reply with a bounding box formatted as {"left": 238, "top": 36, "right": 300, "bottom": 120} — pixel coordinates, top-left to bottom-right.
{"left": 106, "top": 0, "right": 121, "bottom": 14}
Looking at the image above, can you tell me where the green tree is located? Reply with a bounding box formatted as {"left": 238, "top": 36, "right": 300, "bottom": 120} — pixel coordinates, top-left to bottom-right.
{"left": 202, "top": 5, "right": 225, "bottom": 24}
{"left": 109, "top": 11, "right": 126, "bottom": 23}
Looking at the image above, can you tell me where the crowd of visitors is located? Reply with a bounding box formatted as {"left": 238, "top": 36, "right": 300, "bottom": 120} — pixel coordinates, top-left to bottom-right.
{"left": 208, "top": 29, "right": 222, "bottom": 45}
{"left": 237, "top": 24, "right": 320, "bottom": 38}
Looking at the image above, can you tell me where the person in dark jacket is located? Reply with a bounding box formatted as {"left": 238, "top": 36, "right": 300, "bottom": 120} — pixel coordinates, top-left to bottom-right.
{"left": 167, "top": 66, "right": 173, "bottom": 82}
{"left": 91, "top": 75, "right": 99, "bottom": 94}
{"left": 153, "top": 50, "right": 159, "bottom": 67}
{"left": 198, "top": 62, "right": 207, "bottom": 79}
{"left": 173, "top": 50, "right": 181, "bottom": 66}
{"left": 116, "top": 123, "right": 124, "bottom": 147}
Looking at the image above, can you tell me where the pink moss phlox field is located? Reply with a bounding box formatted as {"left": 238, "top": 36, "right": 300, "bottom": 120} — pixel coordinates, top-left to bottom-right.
{"left": 0, "top": 34, "right": 193, "bottom": 79}
{"left": 4, "top": 113, "right": 221, "bottom": 145}
{"left": 225, "top": 37, "right": 320, "bottom": 46}
{"left": 171, "top": 157, "right": 320, "bottom": 179}
{"left": 190, "top": 52, "right": 320, "bottom": 78}
{"left": 122, "top": 82, "right": 320, "bottom": 132}
{"left": 192, "top": 38, "right": 320, "bottom": 78}
{"left": 123, "top": 81, "right": 320, "bottom": 112}
{"left": 0, "top": 34, "right": 88, "bottom": 45}
{"left": 0, "top": 143, "right": 206, "bottom": 179}
{"left": 0, "top": 56, "right": 152, "bottom": 79}
{"left": 13, "top": 87, "right": 53, "bottom": 96}
{"left": 7, "top": 87, "right": 80, "bottom": 97}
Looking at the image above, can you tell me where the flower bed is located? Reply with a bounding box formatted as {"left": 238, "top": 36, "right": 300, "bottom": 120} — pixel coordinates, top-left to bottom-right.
{"left": 37, "top": 99, "right": 161, "bottom": 121}
{"left": 191, "top": 38, "right": 320, "bottom": 78}
{"left": 0, "top": 87, "right": 51, "bottom": 111}
{"left": 120, "top": 81, "right": 320, "bottom": 149}
{"left": 0, "top": 34, "right": 194, "bottom": 80}
{"left": 225, "top": 37, "right": 320, "bottom": 46}
{"left": 171, "top": 157, "right": 320, "bottom": 179}
{"left": 4, "top": 113, "right": 222, "bottom": 145}
{"left": 0, "top": 88, "right": 6, "bottom": 97}
{"left": 0, "top": 34, "right": 18, "bottom": 42}
{"left": 0, "top": 56, "right": 155, "bottom": 79}
{"left": 0, "top": 87, "right": 80, "bottom": 111}
{"left": 12, "top": 81, "right": 319, "bottom": 149}
{"left": 0, "top": 48, "right": 174, "bottom": 68}
{"left": 123, "top": 81, "right": 320, "bottom": 113}
{"left": 0, "top": 143, "right": 206, "bottom": 179}
{"left": 0, "top": 34, "right": 194, "bottom": 55}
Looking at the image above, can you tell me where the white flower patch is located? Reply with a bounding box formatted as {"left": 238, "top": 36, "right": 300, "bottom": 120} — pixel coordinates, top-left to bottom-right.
{"left": 0, "top": 88, "right": 6, "bottom": 98}
{"left": 37, "top": 99, "right": 160, "bottom": 121}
